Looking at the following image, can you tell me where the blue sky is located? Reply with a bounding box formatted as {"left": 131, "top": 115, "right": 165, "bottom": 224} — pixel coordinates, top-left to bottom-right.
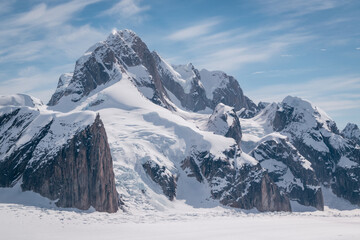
{"left": 0, "top": 0, "right": 359, "bottom": 128}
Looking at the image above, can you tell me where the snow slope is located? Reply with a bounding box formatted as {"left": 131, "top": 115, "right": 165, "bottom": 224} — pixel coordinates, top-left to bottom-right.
{"left": 0, "top": 200, "right": 359, "bottom": 240}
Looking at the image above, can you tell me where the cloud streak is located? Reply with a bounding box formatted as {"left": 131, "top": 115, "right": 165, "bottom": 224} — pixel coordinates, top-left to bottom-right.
{"left": 258, "top": 0, "right": 344, "bottom": 17}
{"left": 0, "top": 1, "right": 106, "bottom": 64}
{"left": 7, "top": 0, "right": 101, "bottom": 28}
{"left": 103, "top": 0, "right": 150, "bottom": 23}
{"left": 167, "top": 19, "right": 221, "bottom": 41}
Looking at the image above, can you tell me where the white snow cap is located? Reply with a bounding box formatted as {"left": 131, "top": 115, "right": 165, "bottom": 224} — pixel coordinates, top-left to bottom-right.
{"left": 109, "top": 29, "right": 138, "bottom": 45}
{"left": 0, "top": 94, "right": 42, "bottom": 107}
{"left": 207, "top": 103, "right": 236, "bottom": 135}
{"left": 342, "top": 123, "right": 360, "bottom": 140}
{"left": 281, "top": 95, "right": 333, "bottom": 126}
{"left": 282, "top": 96, "right": 313, "bottom": 109}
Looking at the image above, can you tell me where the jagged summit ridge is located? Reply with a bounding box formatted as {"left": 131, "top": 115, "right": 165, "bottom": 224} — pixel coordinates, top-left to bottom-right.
{"left": 342, "top": 123, "right": 360, "bottom": 145}
{"left": 48, "top": 29, "right": 258, "bottom": 117}
{"left": 242, "top": 95, "right": 360, "bottom": 208}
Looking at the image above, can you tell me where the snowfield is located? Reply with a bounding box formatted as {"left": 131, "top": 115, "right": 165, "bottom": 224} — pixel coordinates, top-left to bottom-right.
{"left": 1, "top": 185, "right": 360, "bottom": 240}
{"left": 1, "top": 203, "right": 360, "bottom": 240}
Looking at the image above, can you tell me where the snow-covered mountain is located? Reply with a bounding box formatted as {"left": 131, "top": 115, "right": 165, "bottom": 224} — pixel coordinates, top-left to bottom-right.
{"left": 0, "top": 30, "right": 359, "bottom": 213}
{"left": 0, "top": 94, "right": 119, "bottom": 212}
{"left": 242, "top": 96, "right": 360, "bottom": 209}
{"left": 342, "top": 123, "right": 360, "bottom": 145}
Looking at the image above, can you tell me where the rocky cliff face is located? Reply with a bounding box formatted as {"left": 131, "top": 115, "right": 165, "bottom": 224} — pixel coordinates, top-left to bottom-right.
{"left": 250, "top": 135, "right": 324, "bottom": 210}
{"left": 342, "top": 123, "right": 360, "bottom": 145}
{"left": 0, "top": 96, "right": 119, "bottom": 213}
{"left": 22, "top": 115, "right": 119, "bottom": 213}
{"left": 253, "top": 96, "right": 360, "bottom": 206}
{"left": 152, "top": 52, "right": 258, "bottom": 114}
{"left": 183, "top": 150, "right": 291, "bottom": 212}
{"left": 142, "top": 161, "right": 177, "bottom": 200}
{"left": 207, "top": 103, "right": 242, "bottom": 147}
{"left": 48, "top": 30, "right": 172, "bottom": 110}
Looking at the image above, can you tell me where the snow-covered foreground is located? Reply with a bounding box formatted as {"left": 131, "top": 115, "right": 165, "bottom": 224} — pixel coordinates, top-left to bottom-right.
{"left": 1, "top": 202, "right": 360, "bottom": 240}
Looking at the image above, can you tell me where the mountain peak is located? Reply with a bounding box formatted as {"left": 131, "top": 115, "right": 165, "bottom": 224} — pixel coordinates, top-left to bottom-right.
{"left": 108, "top": 29, "right": 139, "bottom": 46}
{"left": 342, "top": 123, "right": 360, "bottom": 144}
{"left": 282, "top": 95, "right": 313, "bottom": 109}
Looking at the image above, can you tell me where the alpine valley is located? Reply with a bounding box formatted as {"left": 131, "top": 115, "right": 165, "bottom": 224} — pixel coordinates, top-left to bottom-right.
{"left": 1, "top": 30, "right": 359, "bottom": 214}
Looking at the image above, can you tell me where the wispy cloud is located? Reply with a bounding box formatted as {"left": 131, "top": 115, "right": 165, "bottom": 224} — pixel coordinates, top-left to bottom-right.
{"left": 167, "top": 19, "right": 221, "bottom": 41}
{"left": 252, "top": 71, "right": 265, "bottom": 75}
{"left": 7, "top": 0, "right": 101, "bottom": 28}
{"left": 194, "top": 31, "right": 314, "bottom": 71}
{"left": 248, "top": 75, "right": 360, "bottom": 102}
{"left": 0, "top": 1, "right": 14, "bottom": 15}
{"left": 0, "top": 25, "right": 105, "bottom": 64}
{"left": 258, "top": 0, "right": 344, "bottom": 17}
{"left": 103, "top": 0, "right": 150, "bottom": 22}
{"left": 0, "top": 1, "right": 106, "bottom": 64}
{"left": 162, "top": 16, "right": 315, "bottom": 71}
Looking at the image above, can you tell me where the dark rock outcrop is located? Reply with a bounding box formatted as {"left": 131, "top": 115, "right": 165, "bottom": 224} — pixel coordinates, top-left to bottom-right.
{"left": 211, "top": 75, "right": 257, "bottom": 116}
{"left": 0, "top": 116, "right": 52, "bottom": 187}
{"left": 0, "top": 107, "right": 42, "bottom": 187}
{"left": 128, "top": 33, "right": 172, "bottom": 109}
{"left": 186, "top": 150, "right": 291, "bottom": 212}
{"left": 0, "top": 107, "right": 119, "bottom": 213}
{"left": 48, "top": 46, "right": 117, "bottom": 105}
{"left": 153, "top": 52, "right": 258, "bottom": 114}
{"left": 142, "top": 161, "right": 177, "bottom": 200}
{"left": 342, "top": 123, "right": 360, "bottom": 145}
{"left": 207, "top": 103, "right": 242, "bottom": 147}
{"left": 251, "top": 137, "right": 324, "bottom": 210}
{"left": 21, "top": 114, "right": 119, "bottom": 213}
{"left": 181, "top": 156, "right": 203, "bottom": 183}
{"left": 152, "top": 55, "right": 209, "bottom": 112}
{"left": 258, "top": 96, "right": 360, "bottom": 206}
{"left": 332, "top": 166, "right": 360, "bottom": 206}
{"left": 272, "top": 104, "right": 294, "bottom": 132}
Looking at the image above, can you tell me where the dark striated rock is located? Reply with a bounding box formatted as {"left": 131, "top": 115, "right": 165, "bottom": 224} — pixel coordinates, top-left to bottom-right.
{"left": 0, "top": 107, "right": 42, "bottom": 187}
{"left": 342, "top": 123, "right": 360, "bottom": 145}
{"left": 0, "top": 108, "right": 119, "bottom": 213}
{"left": 128, "top": 33, "right": 172, "bottom": 109}
{"left": 211, "top": 76, "right": 257, "bottom": 115}
{"left": 142, "top": 161, "right": 177, "bottom": 200}
{"left": 189, "top": 150, "right": 291, "bottom": 212}
{"left": 332, "top": 166, "right": 360, "bottom": 206}
{"left": 181, "top": 156, "right": 203, "bottom": 183}
{"left": 261, "top": 96, "right": 360, "bottom": 206}
{"left": 251, "top": 137, "right": 324, "bottom": 210}
{"left": 272, "top": 104, "right": 294, "bottom": 132}
{"left": 152, "top": 55, "right": 209, "bottom": 112}
{"left": 292, "top": 138, "right": 335, "bottom": 183}
{"left": 48, "top": 47, "right": 117, "bottom": 105}
{"left": 153, "top": 52, "right": 258, "bottom": 114}
{"left": 21, "top": 114, "right": 119, "bottom": 213}
{"left": 0, "top": 119, "right": 52, "bottom": 187}
{"left": 225, "top": 114, "right": 242, "bottom": 147}
{"left": 258, "top": 101, "right": 270, "bottom": 111}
